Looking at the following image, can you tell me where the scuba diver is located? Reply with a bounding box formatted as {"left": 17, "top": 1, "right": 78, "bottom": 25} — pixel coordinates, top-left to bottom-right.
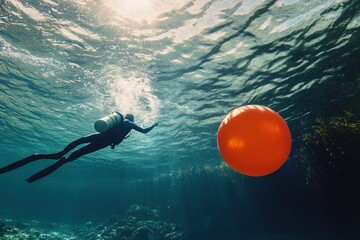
{"left": 0, "top": 113, "right": 158, "bottom": 183}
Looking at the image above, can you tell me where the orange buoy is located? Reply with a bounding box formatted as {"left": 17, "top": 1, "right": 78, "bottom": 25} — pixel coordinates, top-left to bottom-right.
{"left": 217, "top": 105, "right": 291, "bottom": 176}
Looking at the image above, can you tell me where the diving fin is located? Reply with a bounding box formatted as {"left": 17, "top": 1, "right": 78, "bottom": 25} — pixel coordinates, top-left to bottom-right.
{"left": 0, "top": 153, "right": 62, "bottom": 174}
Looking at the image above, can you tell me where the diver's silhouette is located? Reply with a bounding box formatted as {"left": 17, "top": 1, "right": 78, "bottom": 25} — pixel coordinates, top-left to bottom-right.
{"left": 0, "top": 114, "right": 158, "bottom": 183}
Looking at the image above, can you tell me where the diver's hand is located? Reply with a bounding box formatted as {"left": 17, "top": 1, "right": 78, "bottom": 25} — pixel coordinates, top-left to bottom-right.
{"left": 153, "top": 122, "right": 159, "bottom": 127}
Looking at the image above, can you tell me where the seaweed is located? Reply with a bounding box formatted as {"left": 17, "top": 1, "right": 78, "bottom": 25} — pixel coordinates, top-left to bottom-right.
{"left": 300, "top": 111, "right": 360, "bottom": 185}
{"left": 298, "top": 111, "right": 360, "bottom": 230}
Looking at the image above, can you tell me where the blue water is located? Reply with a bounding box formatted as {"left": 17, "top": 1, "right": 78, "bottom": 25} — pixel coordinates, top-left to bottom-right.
{"left": 1, "top": 0, "right": 359, "bottom": 239}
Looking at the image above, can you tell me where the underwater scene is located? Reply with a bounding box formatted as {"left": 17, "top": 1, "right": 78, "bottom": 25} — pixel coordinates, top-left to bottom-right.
{"left": 0, "top": 0, "right": 359, "bottom": 239}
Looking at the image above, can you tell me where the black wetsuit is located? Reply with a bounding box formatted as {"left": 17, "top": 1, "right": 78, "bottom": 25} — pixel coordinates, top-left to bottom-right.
{"left": 0, "top": 120, "right": 157, "bottom": 183}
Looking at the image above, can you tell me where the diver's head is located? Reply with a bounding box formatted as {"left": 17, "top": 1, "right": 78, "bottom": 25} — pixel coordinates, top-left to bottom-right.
{"left": 125, "top": 114, "right": 134, "bottom": 122}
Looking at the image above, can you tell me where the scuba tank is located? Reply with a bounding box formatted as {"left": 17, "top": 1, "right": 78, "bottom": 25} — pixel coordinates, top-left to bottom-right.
{"left": 94, "top": 111, "right": 124, "bottom": 133}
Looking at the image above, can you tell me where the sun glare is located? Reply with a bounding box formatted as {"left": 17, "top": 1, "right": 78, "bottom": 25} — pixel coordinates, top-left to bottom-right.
{"left": 104, "top": 0, "right": 160, "bottom": 22}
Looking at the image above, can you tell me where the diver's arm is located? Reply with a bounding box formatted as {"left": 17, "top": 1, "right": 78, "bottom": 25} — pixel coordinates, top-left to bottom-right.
{"left": 130, "top": 122, "right": 158, "bottom": 134}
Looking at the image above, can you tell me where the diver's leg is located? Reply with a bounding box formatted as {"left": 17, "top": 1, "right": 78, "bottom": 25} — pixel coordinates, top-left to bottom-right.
{"left": 65, "top": 141, "right": 109, "bottom": 162}
{"left": 25, "top": 142, "right": 107, "bottom": 183}
{"left": 0, "top": 153, "right": 63, "bottom": 174}
{"left": 56, "top": 133, "right": 101, "bottom": 156}
{"left": 0, "top": 134, "right": 100, "bottom": 174}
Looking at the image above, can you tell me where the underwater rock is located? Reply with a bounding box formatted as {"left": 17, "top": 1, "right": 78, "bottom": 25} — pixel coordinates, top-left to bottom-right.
{"left": 0, "top": 204, "right": 187, "bottom": 240}
{"left": 75, "top": 204, "right": 187, "bottom": 240}
{"left": 126, "top": 204, "right": 160, "bottom": 221}
{"left": 163, "top": 231, "right": 186, "bottom": 240}
{"left": 0, "top": 219, "right": 77, "bottom": 240}
{"left": 131, "top": 225, "right": 153, "bottom": 240}
{"left": 115, "top": 225, "right": 134, "bottom": 238}
{"left": 0, "top": 219, "right": 5, "bottom": 236}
